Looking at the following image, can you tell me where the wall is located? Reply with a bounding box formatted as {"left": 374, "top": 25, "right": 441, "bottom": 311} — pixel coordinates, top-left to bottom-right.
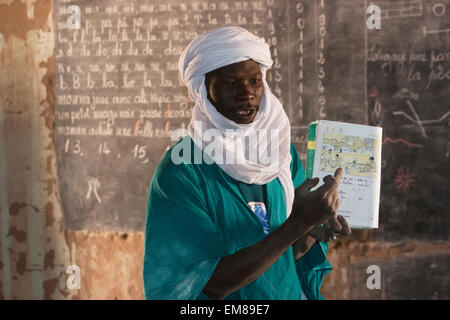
{"left": 0, "top": 0, "right": 144, "bottom": 299}
{"left": 0, "top": 0, "right": 448, "bottom": 300}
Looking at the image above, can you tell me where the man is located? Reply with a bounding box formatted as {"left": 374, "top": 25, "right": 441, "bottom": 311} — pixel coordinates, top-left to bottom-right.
{"left": 143, "top": 26, "right": 350, "bottom": 300}
{"left": 321, "top": 149, "right": 333, "bottom": 171}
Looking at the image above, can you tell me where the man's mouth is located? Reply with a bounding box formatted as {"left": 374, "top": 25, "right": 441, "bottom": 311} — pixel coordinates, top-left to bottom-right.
{"left": 236, "top": 109, "right": 253, "bottom": 116}
{"left": 234, "top": 105, "right": 257, "bottom": 116}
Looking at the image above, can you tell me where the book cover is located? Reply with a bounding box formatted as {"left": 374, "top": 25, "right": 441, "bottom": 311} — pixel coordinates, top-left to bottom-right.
{"left": 306, "top": 120, "right": 383, "bottom": 229}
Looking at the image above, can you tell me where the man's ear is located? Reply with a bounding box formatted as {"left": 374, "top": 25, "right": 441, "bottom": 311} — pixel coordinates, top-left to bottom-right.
{"left": 205, "top": 71, "right": 213, "bottom": 91}
{"left": 204, "top": 72, "right": 212, "bottom": 97}
{"left": 204, "top": 72, "right": 210, "bottom": 87}
{"left": 204, "top": 72, "right": 218, "bottom": 107}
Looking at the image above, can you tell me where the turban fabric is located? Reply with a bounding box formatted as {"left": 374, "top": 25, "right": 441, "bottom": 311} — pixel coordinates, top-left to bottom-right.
{"left": 178, "top": 26, "right": 295, "bottom": 218}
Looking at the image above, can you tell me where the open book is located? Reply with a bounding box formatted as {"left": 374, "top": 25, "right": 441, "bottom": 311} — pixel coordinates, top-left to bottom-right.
{"left": 306, "top": 120, "right": 382, "bottom": 229}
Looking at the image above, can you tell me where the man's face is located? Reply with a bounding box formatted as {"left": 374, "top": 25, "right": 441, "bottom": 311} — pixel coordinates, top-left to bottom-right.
{"left": 205, "top": 59, "right": 264, "bottom": 124}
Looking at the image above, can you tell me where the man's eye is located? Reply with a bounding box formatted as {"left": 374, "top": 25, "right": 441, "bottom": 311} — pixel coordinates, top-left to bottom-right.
{"left": 251, "top": 79, "right": 261, "bottom": 84}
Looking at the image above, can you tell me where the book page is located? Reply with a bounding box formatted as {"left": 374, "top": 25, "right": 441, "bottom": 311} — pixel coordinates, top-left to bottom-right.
{"left": 312, "top": 121, "right": 382, "bottom": 228}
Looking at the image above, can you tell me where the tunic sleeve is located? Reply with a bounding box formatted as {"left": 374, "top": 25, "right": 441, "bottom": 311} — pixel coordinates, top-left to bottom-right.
{"left": 142, "top": 149, "right": 227, "bottom": 300}
{"left": 295, "top": 242, "right": 332, "bottom": 300}
{"left": 289, "top": 143, "right": 333, "bottom": 300}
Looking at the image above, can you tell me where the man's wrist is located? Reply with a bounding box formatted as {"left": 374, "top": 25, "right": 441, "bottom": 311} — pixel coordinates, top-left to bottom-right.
{"left": 293, "top": 235, "right": 317, "bottom": 260}
{"left": 285, "top": 217, "right": 315, "bottom": 242}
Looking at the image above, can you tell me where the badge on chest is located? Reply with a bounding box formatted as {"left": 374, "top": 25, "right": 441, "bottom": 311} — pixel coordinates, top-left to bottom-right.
{"left": 248, "top": 202, "right": 269, "bottom": 236}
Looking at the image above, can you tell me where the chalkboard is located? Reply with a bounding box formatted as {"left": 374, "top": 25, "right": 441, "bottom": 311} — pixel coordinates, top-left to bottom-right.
{"left": 54, "top": 0, "right": 449, "bottom": 240}
{"left": 365, "top": 0, "right": 450, "bottom": 241}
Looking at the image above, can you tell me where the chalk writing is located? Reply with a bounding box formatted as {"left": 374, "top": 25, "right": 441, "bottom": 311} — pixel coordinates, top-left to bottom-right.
{"left": 52, "top": 0, "right": 449, "bottom": 235}
{"left": 86, "top": 177, "right": 102, "bottom": 203}
{"left": 394, "top": 166, "right": 416, "bottom": 193}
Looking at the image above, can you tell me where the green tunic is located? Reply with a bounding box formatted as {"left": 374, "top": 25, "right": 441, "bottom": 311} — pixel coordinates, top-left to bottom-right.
{"left": 143, "top": 135, "right": 332, "bottom": 300}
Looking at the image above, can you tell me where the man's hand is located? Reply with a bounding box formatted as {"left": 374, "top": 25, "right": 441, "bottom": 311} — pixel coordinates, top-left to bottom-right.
{"left": 289, "top": 168, "right": 343, "bottom": 233}
{"left": 308, "top": 215, "right": 352, "bottom": 241}
{"left": 293, "top": 214, "right": 351, "bottom": 261}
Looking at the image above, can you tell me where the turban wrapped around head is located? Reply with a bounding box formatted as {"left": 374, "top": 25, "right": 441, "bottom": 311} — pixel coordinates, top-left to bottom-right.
{"left": 179, "top": 26, "right": 273, "bottom": 102}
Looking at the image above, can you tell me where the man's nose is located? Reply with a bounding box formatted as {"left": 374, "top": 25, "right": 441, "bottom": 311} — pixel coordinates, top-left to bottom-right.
{"left": 235, "top": 81, "right": 254, "bottom": 100}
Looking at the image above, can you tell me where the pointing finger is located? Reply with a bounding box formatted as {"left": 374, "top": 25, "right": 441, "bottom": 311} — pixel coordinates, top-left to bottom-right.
{"left": 317, "top": 168, "right": 343, "bottom": 195}
{"left": 334, "top": 168, "right": 343, "bottom": 184}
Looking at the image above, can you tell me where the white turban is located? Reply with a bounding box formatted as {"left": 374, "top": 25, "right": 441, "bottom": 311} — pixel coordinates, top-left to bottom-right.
{"left": 178, "top": 26, "right": 295, "bottom": 219}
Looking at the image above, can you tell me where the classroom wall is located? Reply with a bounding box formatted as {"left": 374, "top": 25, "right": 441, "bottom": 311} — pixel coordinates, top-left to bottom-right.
{"left": 0, "top": 0, "right": 144, "bottom": 299}
{"left": 0, "top": 0, "right": 448, "bottom": 300}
